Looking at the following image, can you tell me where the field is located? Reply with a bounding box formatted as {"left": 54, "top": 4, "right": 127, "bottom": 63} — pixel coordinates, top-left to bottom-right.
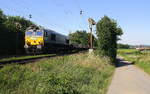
{"left": 118, "top": 49, "right": 150, "bottom": 74}
{"left": 0, "top": 52, "right": 114, "bottom": 94}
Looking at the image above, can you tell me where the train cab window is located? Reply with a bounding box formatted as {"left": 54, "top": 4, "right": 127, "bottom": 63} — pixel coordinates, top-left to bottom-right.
{"left": 51, "top": 34, "right": 56, "bottom": 41}
{"left": 44, "top": 31, "right": 48, "bottom": 37}
{"left": 36, "top": 31, "right": 43, "bottom": 36}
{"left": 26, "top": 31, "right": 33, "bottom": 36}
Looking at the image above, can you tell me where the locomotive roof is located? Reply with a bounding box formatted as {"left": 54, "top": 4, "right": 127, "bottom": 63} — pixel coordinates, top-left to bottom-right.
{"left": 26, "top": 25, "right": 68, "bottom": 38}
{"left": 44, "top": 28, "right": 68, "bottom": 37}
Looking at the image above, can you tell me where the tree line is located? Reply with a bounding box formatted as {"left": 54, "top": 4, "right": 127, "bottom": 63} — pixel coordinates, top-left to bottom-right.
{"left": 0, "top": 9, "right": 33, "bottom": 55}
{"left": 117, "top": 43, "right": 130, "bottom": 49}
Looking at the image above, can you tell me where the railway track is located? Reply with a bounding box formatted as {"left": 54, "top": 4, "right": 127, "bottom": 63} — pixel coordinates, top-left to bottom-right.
{"left": 0, "top": 50, "right": 87, "bottom": 68}
{"left": 0, "top": 54, "right": 56, "bottom": 67}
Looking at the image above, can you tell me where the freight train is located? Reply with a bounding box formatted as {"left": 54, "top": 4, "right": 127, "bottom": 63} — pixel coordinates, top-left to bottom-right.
{"left": 24, "top": 25, "right": 88, "bottom": 54}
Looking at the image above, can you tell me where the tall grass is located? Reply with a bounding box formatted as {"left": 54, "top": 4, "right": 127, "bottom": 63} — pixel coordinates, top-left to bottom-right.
{"left": 118, "top": 49, "right": 150, "bottom": 74}
{"left": 0, "top": 52, "right": 114, "bottom": 94}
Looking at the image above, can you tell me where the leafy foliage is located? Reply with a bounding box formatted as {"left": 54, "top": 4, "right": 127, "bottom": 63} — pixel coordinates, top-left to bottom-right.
{"left": 69, "top": 30, "right": 89, "bottom": 45}
{"left": 117, "top": 43, "right": 130, "bottom": 49}
{"left": 69, "top": 30, "right": 97, "bottom": 47}
{"left": 96, "top": 16, "right": 123, "bottom": 62}
{"left": 0, "top": 9, "right": 34, "bottom": 55}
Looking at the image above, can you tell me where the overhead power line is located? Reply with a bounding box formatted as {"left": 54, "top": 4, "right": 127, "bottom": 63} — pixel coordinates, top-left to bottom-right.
{"left": 73, "top": 0, "right": 88, "bottom": 30}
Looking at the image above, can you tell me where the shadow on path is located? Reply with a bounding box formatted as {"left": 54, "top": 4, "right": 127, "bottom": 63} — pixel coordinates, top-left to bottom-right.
{"left": 116, "top": 58, "right": 134, "bottom": 67}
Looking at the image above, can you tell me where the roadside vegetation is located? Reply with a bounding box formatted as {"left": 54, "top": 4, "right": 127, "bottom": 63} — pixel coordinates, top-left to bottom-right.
{"left": 0, "top": 52, "right": 114, "bottom": 94}
{"left": 118, "top": 49, "right": 150, "bottom": 74}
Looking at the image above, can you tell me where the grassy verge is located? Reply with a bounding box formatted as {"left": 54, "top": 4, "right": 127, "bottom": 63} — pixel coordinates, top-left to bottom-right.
{"left": 118, "top": 49, "right": 150, "bottom": 74}
{"left": 0, "top": 52, "right": 114, "bottom": 94}
{"left": 0, "top": 54, "right": 55, "bottom": 62}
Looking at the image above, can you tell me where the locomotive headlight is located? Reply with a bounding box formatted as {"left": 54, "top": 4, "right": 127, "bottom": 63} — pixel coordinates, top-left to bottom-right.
{"left": 24, "top": 44, "right": 28, "bottom": 48}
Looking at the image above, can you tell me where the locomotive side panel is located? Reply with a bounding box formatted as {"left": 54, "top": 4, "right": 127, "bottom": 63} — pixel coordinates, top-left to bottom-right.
{"left": 43, "top": 29, "right": 70, "bottom": 53}
{"left": 43, "top": 29, "right": 68, "bottom": 45}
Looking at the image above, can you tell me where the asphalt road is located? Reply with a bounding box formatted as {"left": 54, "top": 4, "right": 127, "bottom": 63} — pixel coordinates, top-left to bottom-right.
{"left": 107, "top": 59, "right": 150, "bottom": 94}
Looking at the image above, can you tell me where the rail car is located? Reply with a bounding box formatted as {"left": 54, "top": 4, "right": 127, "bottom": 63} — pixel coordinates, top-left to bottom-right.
{"left": 24, "top": 25, "right": 72, "bottom": 54}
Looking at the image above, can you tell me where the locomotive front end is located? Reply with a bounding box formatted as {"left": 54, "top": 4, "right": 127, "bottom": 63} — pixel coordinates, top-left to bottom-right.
{"left": 24, "top": 26, "right": 44, "bottom": 54}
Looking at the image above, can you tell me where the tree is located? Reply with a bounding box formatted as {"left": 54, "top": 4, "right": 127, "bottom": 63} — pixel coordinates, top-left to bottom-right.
{"left": 117, "top": 43, "right": 130, "bottom": 49}
{"left": 0, "top": 9, "right": 34, "bottom": 55}
{"left": 0, "top": 9, "right": 6, "bottom": 31}
{"left": 4, "top": 16, "right": 33, "bottom": 33}
{"left": 69, "top": 30, "right": 89, "bottom": 46}
{"left": 69, "top": 30, "right": 97, "bottom": 47}
{"left": 96, "top": 16, "right": 123, "bottom": 63}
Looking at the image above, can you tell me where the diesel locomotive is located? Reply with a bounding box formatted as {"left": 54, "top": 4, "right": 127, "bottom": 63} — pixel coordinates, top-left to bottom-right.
{"left": 24, "top": 25, "right": 71, "bottom": 54}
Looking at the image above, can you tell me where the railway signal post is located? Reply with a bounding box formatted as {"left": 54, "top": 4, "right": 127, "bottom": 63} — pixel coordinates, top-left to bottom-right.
{"left": 88, "top": 18, "right": 96, "bottom": 53}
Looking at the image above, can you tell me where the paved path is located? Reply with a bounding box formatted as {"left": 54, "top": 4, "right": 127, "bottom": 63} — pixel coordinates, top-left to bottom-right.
{"left": 107, "top": 59, "right": 150, "bottom": 94}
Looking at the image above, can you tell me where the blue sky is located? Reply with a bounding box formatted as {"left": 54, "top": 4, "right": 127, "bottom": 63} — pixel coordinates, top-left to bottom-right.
{"left": 0, "top": 0, "right": 150, "bottom": 45}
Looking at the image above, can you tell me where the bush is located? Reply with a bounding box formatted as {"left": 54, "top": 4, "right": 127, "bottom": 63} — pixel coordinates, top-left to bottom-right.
{"left": 96, "top": 16, "right": 123, "bottom": 63}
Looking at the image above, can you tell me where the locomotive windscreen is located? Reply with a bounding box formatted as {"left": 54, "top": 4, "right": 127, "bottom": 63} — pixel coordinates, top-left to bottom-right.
{"left": 26, "top": 30, "right": 43, "bottom": 36}
{"left": 36, "top": 31, "right": 43, "bottom": 36}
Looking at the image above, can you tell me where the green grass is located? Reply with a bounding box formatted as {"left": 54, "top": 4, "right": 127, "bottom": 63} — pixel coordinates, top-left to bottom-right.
{"left": 0, "top": 54, "right": 55, "bottom": 62}
{"left": 0, "top": 52, "right": 114, "bottom": 94}
{"left": 118, "top": 49, "right": 150, "bottom": 74}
